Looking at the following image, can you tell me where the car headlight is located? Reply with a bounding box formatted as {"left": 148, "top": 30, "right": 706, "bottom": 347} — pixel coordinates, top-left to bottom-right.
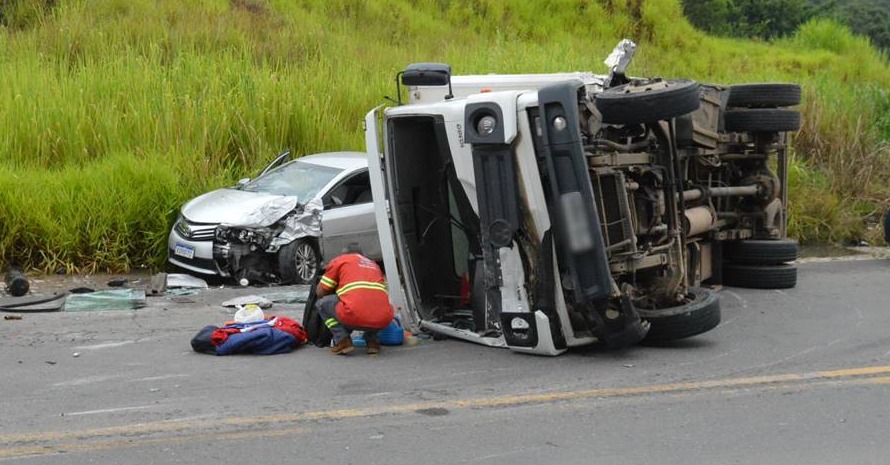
{"left": 216, "top": 226, "right": 273, "bottom": 248}
{"left": 174, "top": 215, "right": 191, "bottom": 238}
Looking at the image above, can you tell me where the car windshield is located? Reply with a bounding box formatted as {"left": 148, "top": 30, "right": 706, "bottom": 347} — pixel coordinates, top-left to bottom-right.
{"left": 238, "top": 160, "right": 343, "bottom": 200}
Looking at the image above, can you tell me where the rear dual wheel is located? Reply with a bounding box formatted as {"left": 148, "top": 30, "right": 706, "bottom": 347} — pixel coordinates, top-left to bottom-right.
{"left": 721, "top": 239, "right": 798, "bottom": 289}
{"left": 726, "top": 83, "right": 801, "bottom": 108}
{"left": 724, "top": 109, "right": 801, "bottom": 132}
{"left": 723, "top": 239, "right": 799, "bottom": 265}
{"left": 723, "top": 263, "right": 798, "bottom": 289}
{"left": 724, "top": 83, "right": 801, "bottom": 133}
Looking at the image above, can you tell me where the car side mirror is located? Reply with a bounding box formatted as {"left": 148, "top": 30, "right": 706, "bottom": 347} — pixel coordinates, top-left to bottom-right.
{"left": 323, "top": 195, "right": 344, "bottom": 210}
{"left": 236, "top": 178, "right": 250, "bottom": 186}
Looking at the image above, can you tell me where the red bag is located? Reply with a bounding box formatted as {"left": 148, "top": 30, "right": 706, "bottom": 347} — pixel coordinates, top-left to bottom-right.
{"left": 272, "top": 316, "right": 308, "bottom": 345}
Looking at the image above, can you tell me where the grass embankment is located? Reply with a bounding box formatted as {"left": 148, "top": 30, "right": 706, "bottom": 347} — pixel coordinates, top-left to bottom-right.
{"left": 0, "top": 0, "right": 888, "bottom": 273}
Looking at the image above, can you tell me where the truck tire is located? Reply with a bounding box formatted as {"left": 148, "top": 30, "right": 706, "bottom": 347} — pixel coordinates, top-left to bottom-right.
{"left": 727, "top": 83, "right": 801, "bottom": 108}
{"left": 637, "top": 287, "right": 721, "bottom": 343}
{"left": 278, "top": 239, "right": 320, "bottom": 284}
{"left": 723, "top": 239, "right": 799, "bottom": 265}
{"left": 724, "top": 109, "right": 800, "bottom": 132}
{"left": 723, "top": 263, "right": 797, "bottom": 289}
{"left": 595, "top": 79, "right": 701, "bottom": 125}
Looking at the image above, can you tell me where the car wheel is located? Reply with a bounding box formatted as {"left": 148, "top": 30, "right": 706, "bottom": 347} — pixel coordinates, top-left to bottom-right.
{"left": 723, "top": 239, "right": 799, "bottom": 265}
{"left": 724, "top": 108, "right": 801, "bottom": 132}
{"left": 727, "top": 83, "right": 801, "bottom": 108}
{"left": 278, "top": 239, "right": 320, "bottom": 284}
{"left": 595, "top": 78, "right": 701, "bottom": 124}
{"left": 723, "top": 263, "right": 798, "bottom": 289}
{"left": 636, "top": 287, "right": 721, "bottom": 343}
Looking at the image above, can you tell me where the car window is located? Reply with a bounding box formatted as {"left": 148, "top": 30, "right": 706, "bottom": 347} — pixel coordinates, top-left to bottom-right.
{"left": 238, "top": 160, "right": 343, "bottom": 201}
{"left": 323, "top": 171, "right": 372, "bottom": 209}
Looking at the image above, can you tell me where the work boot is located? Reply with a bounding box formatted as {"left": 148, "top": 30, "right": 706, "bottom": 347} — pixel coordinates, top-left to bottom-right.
{"left": 331, "top": 337, "right": 354, "bottom": 355}
{"left": 366, "top": 338, "right": 381, "bottom": 355}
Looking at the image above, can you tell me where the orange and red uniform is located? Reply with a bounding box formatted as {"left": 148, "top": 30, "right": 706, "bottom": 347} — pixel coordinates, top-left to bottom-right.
{"left": 318, "top": 254, "right": 394, "bottom": 329}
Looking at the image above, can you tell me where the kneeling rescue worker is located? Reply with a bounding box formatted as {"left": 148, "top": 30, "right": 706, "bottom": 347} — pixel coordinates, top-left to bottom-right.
{"left": 315, "top": 243, "right": 394, "bottom": 355}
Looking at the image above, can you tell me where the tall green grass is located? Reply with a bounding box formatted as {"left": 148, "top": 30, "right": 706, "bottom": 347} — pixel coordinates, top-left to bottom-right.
{"left": 1, "top": 0, "right": 889, "bottom": 273}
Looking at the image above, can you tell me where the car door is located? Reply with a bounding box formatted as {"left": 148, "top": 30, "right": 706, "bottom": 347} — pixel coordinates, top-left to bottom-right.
{"left": 320, "top": 170, "right": 381, "bottom": 260}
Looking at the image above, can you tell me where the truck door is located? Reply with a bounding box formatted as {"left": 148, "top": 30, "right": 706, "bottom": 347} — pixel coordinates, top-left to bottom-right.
{"left": 364, "top": 107, "right": 413, "bottom": 327}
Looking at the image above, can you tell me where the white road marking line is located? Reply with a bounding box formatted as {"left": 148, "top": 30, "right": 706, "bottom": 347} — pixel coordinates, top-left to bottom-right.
{"left": 73, "top": 341, "right": 136, "bottom": 350}
{"left": 53, "top": 375, "right": 121, "bottom": 387}
{"left": 65, "top": 405, "right": 154, "bottom": 416}
{"left": 128, "top": 374, "right": 190, "bottom": 382}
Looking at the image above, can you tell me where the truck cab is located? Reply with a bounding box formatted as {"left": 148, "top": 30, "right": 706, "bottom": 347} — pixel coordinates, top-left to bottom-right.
{"left": 365, "top": 42, "right": 799, "bottom": 355}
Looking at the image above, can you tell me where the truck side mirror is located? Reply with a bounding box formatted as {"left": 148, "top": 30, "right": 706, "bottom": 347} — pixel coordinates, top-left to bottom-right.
{"left": 396, "top": 63, "right": 453, "bottom": 104}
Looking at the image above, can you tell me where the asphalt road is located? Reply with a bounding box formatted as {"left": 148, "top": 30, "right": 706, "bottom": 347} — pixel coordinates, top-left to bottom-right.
{"left": 1, "top": 255, "right": 889, "bottom": 464}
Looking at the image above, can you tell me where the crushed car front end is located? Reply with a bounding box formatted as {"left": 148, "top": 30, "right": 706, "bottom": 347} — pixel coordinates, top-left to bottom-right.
{"left": 169, "top": 196, "right": 323, "bottom": 284}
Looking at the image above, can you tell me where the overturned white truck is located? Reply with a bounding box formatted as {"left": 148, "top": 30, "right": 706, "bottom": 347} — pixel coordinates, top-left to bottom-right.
{"left": 365, "top": 41, "right": 800, "bottom": 355}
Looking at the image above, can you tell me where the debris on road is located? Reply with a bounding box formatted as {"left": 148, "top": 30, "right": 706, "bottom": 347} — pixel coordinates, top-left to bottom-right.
{"left": 260, "top": 289, "right": 310, "bottom": 304}
{"left": 166, "top": 274, "right": 209, "bottom": 290}
{"left": 65, "top": 289, "right": 147, "bottom": 312}
{"left": 107, "top": 278, "right": 129, "bottom": 287}
{"left": 221, "top": 295, "right": 273, "bottom": 309}
{"left": 4, "top": 267, "right": 30, "bottom": 297}
{"left": 149, "top": 272, "right": 168, "bottom": 295}
{"left": 0, "top": 293, "right": 67, "bottom": 313}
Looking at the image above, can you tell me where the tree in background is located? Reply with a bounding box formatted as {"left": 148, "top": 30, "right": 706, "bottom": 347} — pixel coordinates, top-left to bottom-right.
{"left": 682, "top": 0, "right": 811, "bottom": 39}
{"left": 681, "top": 0, "right": 737, "bottom": 36}
{"left": 682, "top": 0, "right": 890, "bottom": 51}
{"left": 733, "top": 0, "right": 811, "bottom": 39}
{"left": 811, "top": 0, "right": 890, "bottom": 51}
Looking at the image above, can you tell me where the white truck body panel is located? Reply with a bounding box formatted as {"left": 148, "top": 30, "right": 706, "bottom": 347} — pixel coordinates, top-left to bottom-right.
{"left": 407, "top": 72, "right": 607, "bottom": 105}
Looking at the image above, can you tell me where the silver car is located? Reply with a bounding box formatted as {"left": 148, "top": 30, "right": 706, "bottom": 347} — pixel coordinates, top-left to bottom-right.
{"left": 167, "top": 151, "right": 380, "bottom": 284}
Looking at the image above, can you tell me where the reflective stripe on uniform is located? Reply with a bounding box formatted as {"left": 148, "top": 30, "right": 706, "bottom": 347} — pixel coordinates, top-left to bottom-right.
{"left": 336, "top": 281, "right": 387, "bottom": 296}
{"left": 320, "top": 275, "right": 337, "bottom": 289}
{"left": 324, "top": 318, "right": 339, "bottom": 328}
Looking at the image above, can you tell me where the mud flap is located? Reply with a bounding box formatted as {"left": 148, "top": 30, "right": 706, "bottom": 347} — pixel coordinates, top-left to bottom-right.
{"left": 534, "top": 81, "right": 646, "bottom": 348}
{"left": 530, "top": 231, "right": 567, "bottom": 350}
{"left": 602, "top": 294, "right": 648, "bottom": 349}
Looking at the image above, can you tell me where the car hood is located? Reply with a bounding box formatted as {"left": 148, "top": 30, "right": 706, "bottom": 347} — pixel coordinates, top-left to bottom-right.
{"left": 180, "top": 188, "right": 301, "bottom": 228}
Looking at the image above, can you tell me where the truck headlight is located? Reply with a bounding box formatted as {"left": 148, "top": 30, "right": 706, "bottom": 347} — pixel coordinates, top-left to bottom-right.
{"left": 476, "top": 115, "right": 497, "bottom": 136}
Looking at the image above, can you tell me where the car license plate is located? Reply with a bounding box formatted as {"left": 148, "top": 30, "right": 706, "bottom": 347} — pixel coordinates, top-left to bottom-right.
{"left": 174, "top": 243, "right": 195, "bottom": 259}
